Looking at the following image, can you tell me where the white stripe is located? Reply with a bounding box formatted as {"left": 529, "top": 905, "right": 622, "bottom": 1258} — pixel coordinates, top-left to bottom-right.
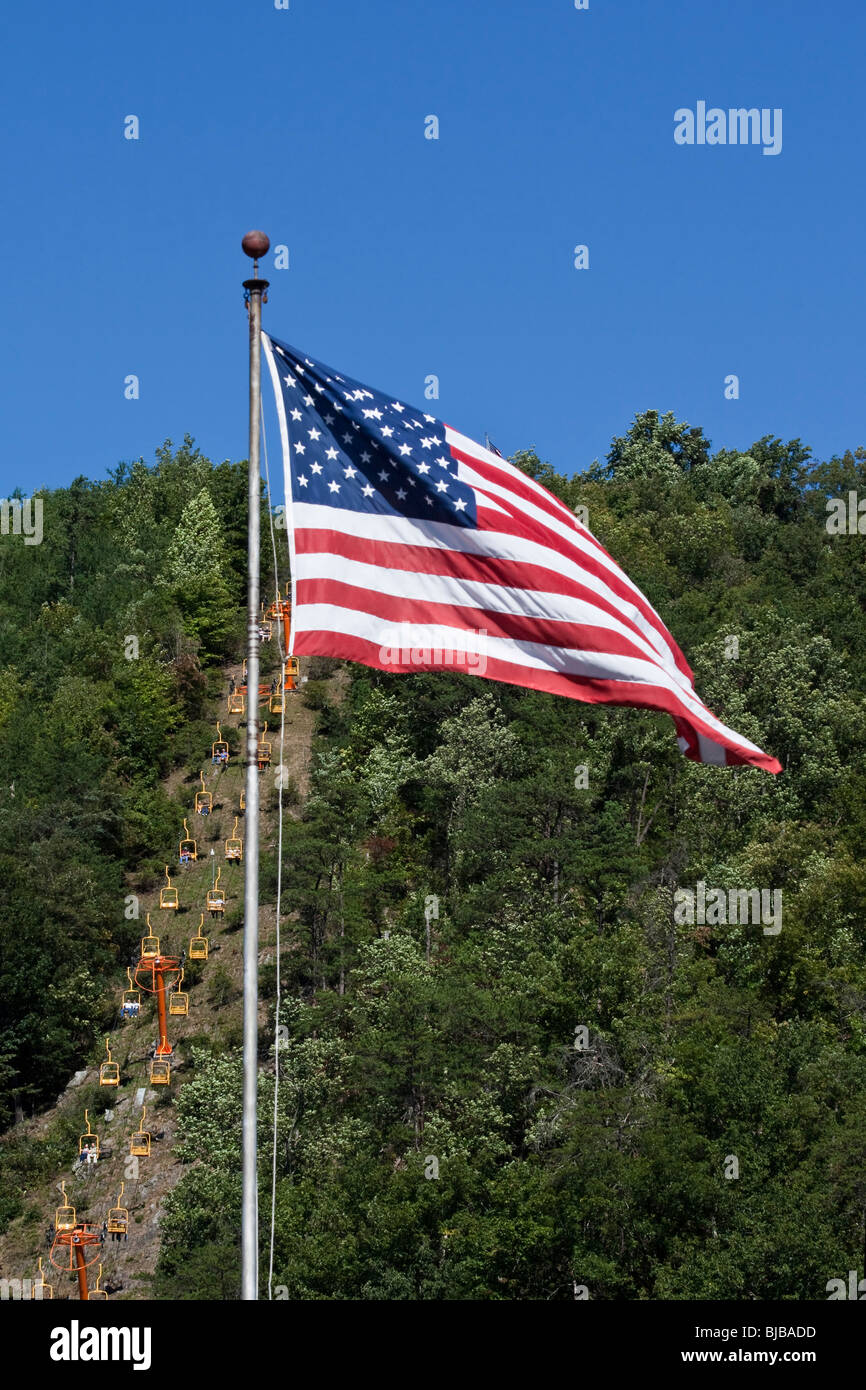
{"left": 697, "top": 731, "right": 728, "bottom": 766}
{"left": 293, "top": 601, "right": 763, "bottom": 754}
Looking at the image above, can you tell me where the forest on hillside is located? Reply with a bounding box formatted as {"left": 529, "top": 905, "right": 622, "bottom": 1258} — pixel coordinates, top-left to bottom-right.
{"left": 2, "top": 414, "right": 866, "bottom": 1299}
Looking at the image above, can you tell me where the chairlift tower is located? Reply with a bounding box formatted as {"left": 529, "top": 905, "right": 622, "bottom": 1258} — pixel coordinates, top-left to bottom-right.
{"left": 133, "top": 930, "right": 182, "bottom": 1085}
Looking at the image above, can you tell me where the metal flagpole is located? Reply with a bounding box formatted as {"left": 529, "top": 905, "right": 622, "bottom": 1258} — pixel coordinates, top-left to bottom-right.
{"left": 241, "top": 229, "right": 269, "bottom": 1300}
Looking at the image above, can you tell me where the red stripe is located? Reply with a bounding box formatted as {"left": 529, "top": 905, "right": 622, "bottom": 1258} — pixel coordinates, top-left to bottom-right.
{"left": 291, "top": 629, "right": 782, "bottom": 773}
{"left": 295, "top": 575, "right": 664, "bottom": 667}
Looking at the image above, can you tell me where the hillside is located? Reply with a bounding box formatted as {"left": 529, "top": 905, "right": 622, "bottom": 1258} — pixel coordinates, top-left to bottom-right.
{"left": 0, "top": 646, "right": 326, "bottom": 1298}
{"left": 3, "top": 417, "right": 866, "bottom": 1301}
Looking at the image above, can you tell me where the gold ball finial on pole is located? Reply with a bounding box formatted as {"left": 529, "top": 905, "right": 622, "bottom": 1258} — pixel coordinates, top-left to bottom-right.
{"left": 242, "top": 229, "right": 270, "bottom": 279}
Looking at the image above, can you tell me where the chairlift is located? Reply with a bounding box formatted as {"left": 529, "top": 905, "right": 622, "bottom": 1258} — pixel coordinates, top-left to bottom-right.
{"left": 54, "top": 1182, "right": 76, "bottom": 1233}
{"left": 31, "top": 1256, "right": 53, "bottom": 1300}
{"left": 257, "top": 722, "right": 272, "bottom": 770}
{"left": 89, "top": 1264, "right": 109, "bottom": 1300}
{"left": 195, "top": 771, "right": 213, "bottom": 816}
{"left": 107, "top": 1183, "right": 128, "bottom": 1238}
{"left": 179, "top": 819, "right": 197, "bottom": 864}
{"left": 239, "top": 789, "right": 246, "bottom": 813}
{"left": 99, "top": 1038, "right": 120, "bottom": 1087}
{"left": 189, "top": 914, "right": 209, "bottom": 960}
{"left": 228, "top": 690, "right": 245, "bottom": 716}
{"left": 160, "top": 865, "right": 179, "bottom": 910}
{"left": 225, "top": 817, "right": 243, "bottom": 862}
{"left": 169, "top": 968, "right": 189, "bottom": 1017}
{"left": 130, "top": 1107, "right": 151, "bottom": 1158}
{"left": 212, "top": 721, "right": 229, "bottom": 766}
{"left": 206, "top": 867, "right": 226, "bottom": 917}
{"left": 78, "top": 1108, "right": 100, "bottom": 1159}
{"left": 269, "top": 688, "right": 284, "bottom": 715}
{"left": 140, "top": 914, "right": 160, "bottom": 959}
{"left": 120, "top": 968, "right": 141, "bottom": 1019}
{"left": 149, "top": 1057, "right": 171, "bottom": 1086}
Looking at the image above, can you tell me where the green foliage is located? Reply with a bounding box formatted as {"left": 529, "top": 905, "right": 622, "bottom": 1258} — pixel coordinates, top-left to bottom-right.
{"left": 0, "top": 441, "right": 256, "bottom": 1120}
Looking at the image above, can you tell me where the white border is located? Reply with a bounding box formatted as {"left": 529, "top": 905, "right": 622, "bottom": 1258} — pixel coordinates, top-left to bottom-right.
{"left": 261, "top": 331, "right": 297, "bottom": 655}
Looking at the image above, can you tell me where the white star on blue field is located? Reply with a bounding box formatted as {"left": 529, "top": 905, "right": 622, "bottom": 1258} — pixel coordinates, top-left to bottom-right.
{"left": 269, "top": 337, "right": 477, "bottom": 528}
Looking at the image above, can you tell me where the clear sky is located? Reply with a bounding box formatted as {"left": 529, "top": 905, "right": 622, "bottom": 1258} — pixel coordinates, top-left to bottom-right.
{"left": 1, "top": 0, "right": 863, "bottom": 494}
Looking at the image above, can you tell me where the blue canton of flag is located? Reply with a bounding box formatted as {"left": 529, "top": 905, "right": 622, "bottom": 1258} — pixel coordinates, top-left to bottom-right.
{"left": 265, "top": 336, "right": 477, "bottom": 527}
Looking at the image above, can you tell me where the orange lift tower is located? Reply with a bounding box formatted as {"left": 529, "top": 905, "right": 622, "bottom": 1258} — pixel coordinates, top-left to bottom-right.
{"left": 133, "top": 922, "right": 182, "bottom": 1085}
{"left": 50, "top": 1182, "right": 103, "bottom": 1300}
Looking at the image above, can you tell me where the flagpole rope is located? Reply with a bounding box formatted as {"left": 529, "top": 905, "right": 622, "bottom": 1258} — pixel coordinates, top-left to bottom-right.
{"left": 260, "top": 401, "right": 289, "bottom": 1299}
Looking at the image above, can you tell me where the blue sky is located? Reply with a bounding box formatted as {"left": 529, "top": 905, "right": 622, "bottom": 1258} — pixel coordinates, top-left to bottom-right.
{"left": 1, "top": 0, "right": 862, "bottom": 494}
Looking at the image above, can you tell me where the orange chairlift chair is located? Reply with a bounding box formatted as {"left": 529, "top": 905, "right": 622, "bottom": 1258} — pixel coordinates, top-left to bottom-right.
{"left": 257, "top": 722, "right": 272, "bottom": 770}
{"left": 160, "top": 865, "right": 179, "bottom": 910}
{"left": 189, "top": 914, "right": 209, "bottom": 960}
{"left": 206, "top": 867, "right": 226, "bottom": 917}
{"left": 120, "top": 967, "right": 141, "bottom": 1020}
{"left": 195, "top": 771, "right": 213, "bottom": 816}
{"left": 131, "top": 1106, "right": 151, "bottom": 1158}
{"left": 169, "top": 968, "right": 189, "bottom": 1017}
{"left": 179, "top": 819, "right": 197, "bottom": 865}
{"left": 54, "top": 1181, "right": 76, "bottom": 1234}
{"left": 140, "top": 913, "right": 160, "bottom": 958}
{"left": 107, "top": 1183, "right": 128, "bottom": 1239}
{"left": 212, "top": 721, "right": 229, "bottom": 767}
{"left": 150, "top": 1055, "right": 171, "bottom": 1086}
{"left": 78, "top": 1108, "right": 100, "bottom": 1162}
{"left": 99, "top": 1038, "right": 119, "bottom": 1087}
{"left": 31, "top": 1256, "right": 53, "bottom": 1300}
{"left": 225, "top": 817, "right": 243, "bottom": 863}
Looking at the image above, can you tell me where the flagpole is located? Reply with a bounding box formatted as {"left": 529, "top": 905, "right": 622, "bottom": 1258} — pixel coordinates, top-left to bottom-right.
{"left": 241, "top": 229, "right": 269, "bottom": 1301}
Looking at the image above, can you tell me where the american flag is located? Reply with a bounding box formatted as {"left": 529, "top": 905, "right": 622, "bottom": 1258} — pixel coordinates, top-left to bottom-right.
{"left": 262, "top": 333, "right": 781, "bottom": 773}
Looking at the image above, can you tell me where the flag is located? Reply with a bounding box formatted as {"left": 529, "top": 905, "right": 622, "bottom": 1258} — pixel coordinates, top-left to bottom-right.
{"left": 484, "top": 434, "right": 504, "bottom": 457}
{"left": 262, "top": 334, "right": 781, "bottom": 773}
